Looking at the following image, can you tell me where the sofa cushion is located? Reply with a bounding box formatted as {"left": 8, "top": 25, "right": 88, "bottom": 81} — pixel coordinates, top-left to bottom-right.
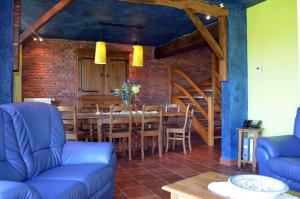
{"left": 26, "top": 179, "right": 87, "bottom": 199}
{"left": 34, "top": 163, "right": 114, "bottom": 197}
{"left": 0, "top": 103, "right": 66, "bottom": 179}
{"left": 0, "top": 109, "right": 27, "bottom": 181}
{"left": 268, "top": 157, "right": 300, "bottom": 182}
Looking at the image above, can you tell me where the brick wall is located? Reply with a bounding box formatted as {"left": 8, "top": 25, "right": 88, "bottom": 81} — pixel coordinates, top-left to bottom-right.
{"left": 22, "top": 39, "right": 211, "bottom": 106}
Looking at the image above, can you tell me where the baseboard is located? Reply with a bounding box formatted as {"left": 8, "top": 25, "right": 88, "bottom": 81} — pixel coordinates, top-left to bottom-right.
{"left": 219, "top": 158, "right": 238, "bottom": 166}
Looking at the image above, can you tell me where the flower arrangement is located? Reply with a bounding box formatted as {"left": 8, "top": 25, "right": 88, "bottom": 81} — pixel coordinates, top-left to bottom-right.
{"left": 112, "top": 79, "right": 141, "bottom": 106}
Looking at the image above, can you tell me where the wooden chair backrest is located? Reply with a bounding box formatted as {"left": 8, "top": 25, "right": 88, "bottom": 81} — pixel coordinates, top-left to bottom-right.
{"left": 183, "top": 104, "right": 194, "bottom": 130}
{"left": 57, "top": 105, "right": 77, "bottom": 140}
{"left": 109, "top": 105, "right": 132, "bottom": 138}
{"left": 142, "top": 105, "right": 163, "bottom": 132}
{"left": 164, "top": 104, "right": 180, "bottom": 113}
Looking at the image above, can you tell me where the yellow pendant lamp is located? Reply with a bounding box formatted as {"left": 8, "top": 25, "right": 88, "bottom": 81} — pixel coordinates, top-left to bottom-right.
{"left": 95, "top": 41, "right": 106, "bottom": 64}
{"left": 132, "top": 45, "right": 143, "bottom": 67}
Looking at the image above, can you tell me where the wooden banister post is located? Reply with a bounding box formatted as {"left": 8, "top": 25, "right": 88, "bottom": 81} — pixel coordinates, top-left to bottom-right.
{"left": 168, "top": 66, "right": 173, "bottom": 104}
{"left": 208, "top": 96, "right": 214, "bottom": 146}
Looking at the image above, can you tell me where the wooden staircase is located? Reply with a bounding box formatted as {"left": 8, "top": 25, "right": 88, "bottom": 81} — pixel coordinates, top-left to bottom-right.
{"left": 169, "top": 55, "right": 222, "bottom": 146}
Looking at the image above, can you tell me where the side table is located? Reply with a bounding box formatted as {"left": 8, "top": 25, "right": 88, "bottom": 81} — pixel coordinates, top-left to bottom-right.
{"left": 237, "top": 128, "right": 263, "bottom": 171}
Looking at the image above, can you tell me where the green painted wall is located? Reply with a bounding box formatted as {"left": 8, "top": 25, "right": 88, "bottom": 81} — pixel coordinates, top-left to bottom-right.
{"left": 247, "top": 0, "right": 300, "bottom": 136}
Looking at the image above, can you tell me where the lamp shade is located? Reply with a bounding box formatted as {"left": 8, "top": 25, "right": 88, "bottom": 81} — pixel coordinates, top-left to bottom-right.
{"left": 132, "top": 45, "right": 143, "bottom": 67}
{"left": 95, "top": 41, "right": 106, "bottom": 64}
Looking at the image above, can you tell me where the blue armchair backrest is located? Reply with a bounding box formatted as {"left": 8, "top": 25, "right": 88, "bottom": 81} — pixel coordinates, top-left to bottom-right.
{"left": 294, "top": 107, "right": 300, "bottom": 139}
{"left": 0, "top": 109, "right": 27, "bottom": 181}
{"left": 0, "top": 103, "right": 66, "bottom": 179}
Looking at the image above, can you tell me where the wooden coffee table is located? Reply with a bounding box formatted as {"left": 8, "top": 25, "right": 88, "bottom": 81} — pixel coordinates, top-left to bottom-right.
{"left": 162, "top": 171, "right": 227, "bottom": 199}
{"left": 162, "top": 171, "right": 300, "bottom": 199}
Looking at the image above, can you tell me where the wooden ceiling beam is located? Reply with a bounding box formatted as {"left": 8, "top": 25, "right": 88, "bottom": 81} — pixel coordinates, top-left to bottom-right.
{"left": 154, "top": 22, "right": 218, "bottom": 59}
{"left": 120, "top": 0, "right": 228, "bottom": 16}
{"left": 184, "top": 8, "right": 224, "bottom": 60}
{"left": 19, "top": 0, "right": 72, "bottom": 44}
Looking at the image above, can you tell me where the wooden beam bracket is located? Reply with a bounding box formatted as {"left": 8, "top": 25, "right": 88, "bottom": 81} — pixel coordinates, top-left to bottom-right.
{"left": 184, "top": 8, "right": 224, "bottom": 60}
{"left": 19, "top": 0, "right": 72, "bottom": 43}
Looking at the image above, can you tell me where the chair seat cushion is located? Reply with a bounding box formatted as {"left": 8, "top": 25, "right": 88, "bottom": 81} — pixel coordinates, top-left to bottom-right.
{"left": 33, "top": 164, "right": 114, "bottom": 197}
{"left": 268, "top": 157, "right": 300, "bottom": 182}
{"left": 26, "top": 179, "right": 87, "bottom": 199}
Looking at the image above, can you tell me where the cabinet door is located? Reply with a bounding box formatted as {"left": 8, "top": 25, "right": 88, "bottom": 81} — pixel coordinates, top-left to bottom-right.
{"left": 106, "top": 58, "right": 128, "bottom": 94}
{"left": 79, "top": 58, "right": 105, "bottom": 95}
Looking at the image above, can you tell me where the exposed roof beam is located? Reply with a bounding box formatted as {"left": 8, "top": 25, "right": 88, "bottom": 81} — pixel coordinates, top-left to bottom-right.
{"left": 120, "top": 0, "right": 228, "bottom": 16}
{"left": 154, "top": 22, "right": 218, "bottom": 59}
{"left": 184, "top": 8, "right": 224, "bottom": 60}
{"left": 19, "top": 0, "right": 72, "bottom": 43}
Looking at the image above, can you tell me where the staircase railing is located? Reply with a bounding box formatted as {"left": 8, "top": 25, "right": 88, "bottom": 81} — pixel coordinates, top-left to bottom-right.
{"left": 169, "top": 66, "right": 214, "bottom": 146}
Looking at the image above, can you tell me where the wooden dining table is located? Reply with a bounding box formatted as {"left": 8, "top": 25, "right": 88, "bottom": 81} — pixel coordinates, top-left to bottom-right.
{"left": 76, "top": 111, "right": 188, "bottom": 141}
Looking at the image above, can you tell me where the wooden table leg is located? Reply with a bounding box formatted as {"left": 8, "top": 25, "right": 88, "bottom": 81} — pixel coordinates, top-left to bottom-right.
{"left": 170, "top": 193, "right": 178, "bottom": 199}
{"left": 97, "top": 118, "right": 102, "bottom": 142}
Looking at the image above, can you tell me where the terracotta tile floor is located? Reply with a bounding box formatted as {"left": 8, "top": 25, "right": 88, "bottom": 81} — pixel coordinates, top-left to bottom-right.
{"left": 114, "top": 136, "right": 255, "bottom": 199}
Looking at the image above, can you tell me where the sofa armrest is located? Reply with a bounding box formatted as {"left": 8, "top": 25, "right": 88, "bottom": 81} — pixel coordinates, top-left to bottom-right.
{"left": 0, "top": 181, "right": 41, "bottom": 199}
{"left": 62, "top": 141, "right": 114, "bottom": 165}
{"left": 257, "top": 135, "right": 300, "bottom": 158}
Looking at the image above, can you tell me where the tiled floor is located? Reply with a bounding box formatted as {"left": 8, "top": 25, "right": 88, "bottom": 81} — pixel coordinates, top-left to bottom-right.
{"left": 114, "top": 135, "right": 255, "bottom": 199}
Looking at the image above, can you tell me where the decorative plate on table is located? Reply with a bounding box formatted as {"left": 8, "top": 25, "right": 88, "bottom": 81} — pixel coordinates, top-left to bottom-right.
{"left": 228, "top": 174, "right": 289, "bottom": 199}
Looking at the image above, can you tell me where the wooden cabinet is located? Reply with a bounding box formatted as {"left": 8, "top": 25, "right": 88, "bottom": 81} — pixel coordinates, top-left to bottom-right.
{"left": 77, "top": 49, "right": 128, "bottom": 96}
{"left": 76, "top": 49, "right": 128, "bottom": 112}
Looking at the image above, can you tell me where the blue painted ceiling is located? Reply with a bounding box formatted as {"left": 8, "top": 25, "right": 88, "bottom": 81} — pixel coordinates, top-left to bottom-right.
{"left": 21, "top": 0, "right": 263, "bottom": 46}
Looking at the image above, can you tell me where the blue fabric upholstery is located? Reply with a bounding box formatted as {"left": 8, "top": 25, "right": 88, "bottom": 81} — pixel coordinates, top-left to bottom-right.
{"left": 0, "top": 181, "right": 41, "bottom": 199}
{"left": 256, "top": 107, "right": 300, "bottom": 192}
{"left": 34, "top": 164, "right": 114, "bottom": 196}
{"left": 0, "top": 110, "right": 27, "bottom": 182}
{"left": 26, "top": 180, "right": 87, "bottom": 199}
{"left": 0, "top": 103, "right": 116, "bottom": 199}
{"left": 62, "top": 142, "right": 113, "bottom": 165}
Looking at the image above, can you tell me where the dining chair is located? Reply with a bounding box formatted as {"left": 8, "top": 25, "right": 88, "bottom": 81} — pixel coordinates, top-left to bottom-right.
{"left": 57, "top": 106, "right": 89, "bottom": 141}
{"left": 140, "top": 105, "right": 163, "bottom": 160}
{"left": 106, "top": 105, "right": 132, "bottom": 160}
{"left": 163, "top": 103, "right": 181, "bottom": 144}
{"left": 165, "top": 104, "right": 194, "bottom": 155}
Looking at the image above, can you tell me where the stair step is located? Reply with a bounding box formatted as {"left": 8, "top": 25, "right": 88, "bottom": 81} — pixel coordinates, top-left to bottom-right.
{"left": 188, "top": 88, "right": 212, "bottom": 93}
{"left": 177, "top": 95, "right": 204, "bottom": 99}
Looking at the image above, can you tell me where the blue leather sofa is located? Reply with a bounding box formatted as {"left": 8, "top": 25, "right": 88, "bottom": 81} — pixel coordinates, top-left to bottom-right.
{"left": 256, "top": 108, "right": 300, "bottom": 192}
{"left": 0, "top": 103, "right": 116, "bottom": 199}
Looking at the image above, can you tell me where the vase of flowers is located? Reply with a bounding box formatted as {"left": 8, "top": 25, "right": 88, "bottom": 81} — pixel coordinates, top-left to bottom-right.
{"left": 112, "top": 79, "right": 141, "bottom": 106}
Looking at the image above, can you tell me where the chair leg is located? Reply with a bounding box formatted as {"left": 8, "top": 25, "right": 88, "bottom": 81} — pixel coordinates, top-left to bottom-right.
{"left": 172, "top": 133, "right": 176, "bottom": 150}
{"left": 188, "top": 133, "right": 192, "bottom": 152}
{"left": 158, "top": 134, "right": 162, "bottom": 158}
{"left": 152, "top": 137, "right": 155, "bottom": 154}
{"left": 141, "top": 135, "right": 144, "bottom": 160}
{"left": 166, "top": 130, "right": 169, "bottom": 152}
{"left": 128, "top": 136, "right": 132, "bottom": 161}
{"left": 182, "top": 134, "right": 187, "bottom": 155}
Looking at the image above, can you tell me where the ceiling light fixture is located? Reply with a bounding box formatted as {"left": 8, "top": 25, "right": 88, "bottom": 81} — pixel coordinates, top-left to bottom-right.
{"left": 33, "top": 37, "right": 37, "bottom": 41}
{"left": 206, "top": 15, "right": 211, "bottom": 20}
{"left": 220, "top": 3, "right": 224, "bottom": 8}
{"left": 38, "top": 37, "right": 43, "bottom": 42}
{"left": 132, "top": 45, "right": 143, "bottom": 67}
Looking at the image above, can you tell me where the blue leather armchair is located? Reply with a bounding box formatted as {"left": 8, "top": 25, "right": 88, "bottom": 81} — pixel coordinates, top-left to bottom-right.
{"left": 0, "top": 103, "right": 116, "bottom": 199}
{"left": 256, "top": 108, "right": 300, "bottom": 192}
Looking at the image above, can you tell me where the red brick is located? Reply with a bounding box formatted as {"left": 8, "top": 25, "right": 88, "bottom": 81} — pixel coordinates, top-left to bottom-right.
{"left": 22, "top": 39, "right": 211, "bottom": 106}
